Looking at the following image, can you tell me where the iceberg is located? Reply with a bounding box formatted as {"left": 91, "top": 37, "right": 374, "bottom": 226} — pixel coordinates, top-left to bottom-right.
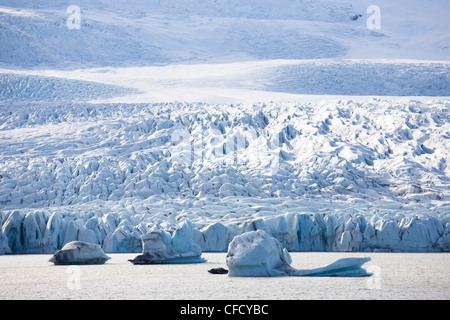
{"left": 129, "top": 219, "right": 206, "bottom": 264}
{"left": 49, "top": 241, "right": 111, "bottom": 265}
{"left": 226, "top": 229, "right": 372, "bottom": 277}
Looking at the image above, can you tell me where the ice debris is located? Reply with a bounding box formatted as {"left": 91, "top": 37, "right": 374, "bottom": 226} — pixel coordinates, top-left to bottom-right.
{"left": 129, "top": 219, "right": 206, "bottom": 264}
{"left": 226, "top": 229, "right": 371, "bottom": 277}
{"left": 49, "top": 241, "right": 111, "bottom": 265}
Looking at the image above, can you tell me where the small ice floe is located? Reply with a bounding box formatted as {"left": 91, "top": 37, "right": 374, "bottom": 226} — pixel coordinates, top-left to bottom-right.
{"left": 226, "top": 229, "right": 372, "bottom": 277}
{"left": 129, "top": 219, "right": 206, "bottom": 264}
{"left": 49, "top": 241, "right": 111, "bottom": 265}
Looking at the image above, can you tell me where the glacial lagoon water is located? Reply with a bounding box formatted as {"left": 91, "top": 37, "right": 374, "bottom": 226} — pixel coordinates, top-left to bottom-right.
{"left": 0, "top": 252, "right": 448, "bottom": 300}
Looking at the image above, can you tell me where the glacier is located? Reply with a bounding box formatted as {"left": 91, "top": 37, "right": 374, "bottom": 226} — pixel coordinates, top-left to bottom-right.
{"left": 1, "top": 100, "right": 449, "bottom": 254}
{"left": 1, "top": 99, "right": 450, "bottom": 255}
{"left": 226, "top": 229, "right": 371, "bottom": 277}
{"left": 0, "top": 0, "right": 449, "bottom": 256}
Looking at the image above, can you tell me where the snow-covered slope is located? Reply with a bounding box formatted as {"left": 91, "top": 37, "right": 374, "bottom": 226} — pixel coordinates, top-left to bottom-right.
{"left": 1, "top": 0, "right": 448, "bottom": 103}
{"left": 0, "top": 0, "right": 449, "bottom": 254}
{"left": 0, "top": 0, "right": 449, "bottom": 69}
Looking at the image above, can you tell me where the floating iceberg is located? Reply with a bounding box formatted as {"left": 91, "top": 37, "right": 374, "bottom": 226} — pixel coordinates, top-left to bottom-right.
{"left": 226, "top": 229, "right": 371, "bottom": 277}
{"left": 49, "top": 241, "right": 111, "bottom": 265}
{"left": 129, "top": 219, "right": 206, "bottom": 264}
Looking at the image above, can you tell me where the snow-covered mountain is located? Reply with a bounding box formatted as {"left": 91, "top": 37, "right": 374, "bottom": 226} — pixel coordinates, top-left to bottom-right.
{"left": 0, "top": 0, "right": 449, "bottom": 254}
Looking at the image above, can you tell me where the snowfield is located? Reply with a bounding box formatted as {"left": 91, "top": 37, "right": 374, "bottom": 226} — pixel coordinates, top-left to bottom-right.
{"left": 0, "top": 0, "right": 449, "bottom": 255}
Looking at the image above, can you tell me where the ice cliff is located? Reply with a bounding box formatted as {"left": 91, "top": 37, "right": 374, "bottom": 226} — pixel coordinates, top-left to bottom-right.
{"left": 1, "top": 210, "right": 449, "bottom": 255}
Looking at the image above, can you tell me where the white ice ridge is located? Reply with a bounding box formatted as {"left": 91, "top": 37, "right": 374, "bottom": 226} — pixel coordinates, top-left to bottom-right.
{"left": 227, "top": 229, "right": 371, "bottom": 277}
{"left": 49, "top": 241, "right": 111, "bottom": 265}
{"left": 129, "top": 219, "right": 206, "bottom": 264}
